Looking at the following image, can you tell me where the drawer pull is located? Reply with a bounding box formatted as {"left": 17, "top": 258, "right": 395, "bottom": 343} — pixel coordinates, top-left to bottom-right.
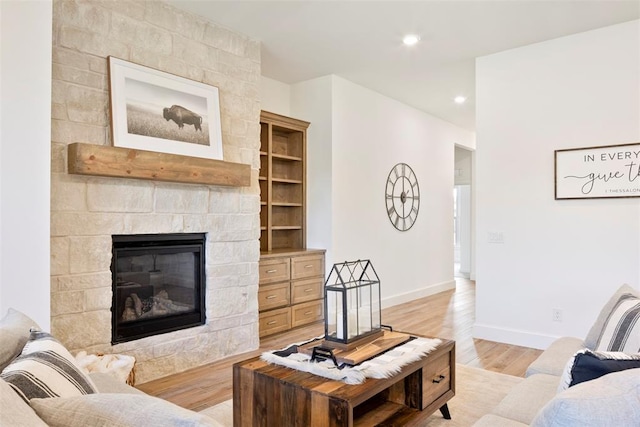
{"left": 266, "top": 269, "right": 277, "bottom": 274}
{"left": 304, "top": 288, "right": 313, "bottom": 293}
{"left": 267, "top": 321, "right": 277, "bottom": 325}
{"left": 304, "top": 265, "right": 314, "bottom": 269}
{"left": 304, "top": 311, "right": 313, "bottom": 315}
{"left": 432, "top": 375, "right": 446, "bottom": 384}
{"left": 266, "top": 295, "right": 276, "bottom": 299}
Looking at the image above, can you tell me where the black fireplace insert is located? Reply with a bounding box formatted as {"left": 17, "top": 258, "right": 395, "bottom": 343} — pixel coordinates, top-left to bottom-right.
{"left": 111, "top": 233, "right": 206, "bottom": 344}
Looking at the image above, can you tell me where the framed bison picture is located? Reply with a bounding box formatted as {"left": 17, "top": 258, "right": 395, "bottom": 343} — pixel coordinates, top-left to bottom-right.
{"left": 108, "top": 57, "right": 223, "bottom": 160}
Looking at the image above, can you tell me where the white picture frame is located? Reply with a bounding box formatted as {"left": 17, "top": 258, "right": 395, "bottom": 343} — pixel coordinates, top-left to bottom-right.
{"left": 554, "top": 142, "right": 640, "bottom": 199}
{"left": 108, "top": 56, "right": 223, "bottom": 160}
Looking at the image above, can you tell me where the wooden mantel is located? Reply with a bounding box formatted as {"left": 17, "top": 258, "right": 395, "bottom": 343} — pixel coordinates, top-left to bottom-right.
{"left": 67, "top": 143, "right": 251, "bottom": 187}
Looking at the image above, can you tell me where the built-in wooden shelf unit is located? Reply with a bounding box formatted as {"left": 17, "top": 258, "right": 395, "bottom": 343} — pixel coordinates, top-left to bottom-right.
{"left": 259, "top": 111, "right": 310, "bottom": 252}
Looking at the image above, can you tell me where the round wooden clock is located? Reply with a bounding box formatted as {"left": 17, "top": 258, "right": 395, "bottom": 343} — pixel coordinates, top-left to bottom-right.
{"left": 385, "top": 163, "right": 420, "bottom": 231}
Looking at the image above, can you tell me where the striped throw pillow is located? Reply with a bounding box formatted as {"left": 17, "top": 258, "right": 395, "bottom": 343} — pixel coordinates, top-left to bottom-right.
{"left": 0, "top": 331, "right": 97, "bottom": 402}
{"left": 595, "top": 293, "right": 640, "bottom": 353}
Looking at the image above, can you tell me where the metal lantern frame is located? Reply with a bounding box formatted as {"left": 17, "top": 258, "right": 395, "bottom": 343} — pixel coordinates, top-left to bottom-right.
{"left": 323, "top": 259, "right": 382, "bottom": 347}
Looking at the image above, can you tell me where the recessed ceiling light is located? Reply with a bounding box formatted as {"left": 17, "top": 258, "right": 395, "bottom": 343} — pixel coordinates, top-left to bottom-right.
{"left": 402, "top": 35, "right": 420, "bottom": 46}
{"left": 454, "top": 96, "right": 467, "bottom": 104}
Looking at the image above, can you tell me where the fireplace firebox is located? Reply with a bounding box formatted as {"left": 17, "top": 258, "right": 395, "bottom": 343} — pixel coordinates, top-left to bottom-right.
{"left": 111, "top": 233, "right": 206, "bottom": 344}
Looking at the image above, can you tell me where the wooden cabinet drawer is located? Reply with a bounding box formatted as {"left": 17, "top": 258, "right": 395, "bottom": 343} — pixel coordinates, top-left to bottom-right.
{"left": 259, "top": 307, "right": 291, "bottom": 337}
{"left": 291, "top": 277, "right": 324, "bottom": 304}
{"left": 421, "top": 351, "right": 452, "bottom": 409}
{"left": 291, "top": 255, "right": 324, "bottom": 280}
{"left": 291, "top": 300, "right": 324, "bottom": 328}
{"left": 258, "top": 282, "right": 290, "bottom": 311}
{"left": 259, "top": 258, "right": 290, "bottom": 284}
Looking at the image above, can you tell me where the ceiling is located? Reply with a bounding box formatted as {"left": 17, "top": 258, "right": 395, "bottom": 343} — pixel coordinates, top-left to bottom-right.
{"left": 168, "top": 1, "right": 639, "bottom": 131}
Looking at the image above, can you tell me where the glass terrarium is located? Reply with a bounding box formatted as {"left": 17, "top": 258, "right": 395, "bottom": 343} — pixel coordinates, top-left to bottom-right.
{"left": 324, "top": 260, "right": 382, "bottom": 348}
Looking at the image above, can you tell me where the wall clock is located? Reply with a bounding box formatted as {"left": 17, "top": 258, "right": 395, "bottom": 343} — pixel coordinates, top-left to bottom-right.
{"left": 385, "top": 163, "right": 420, "bottom": 231}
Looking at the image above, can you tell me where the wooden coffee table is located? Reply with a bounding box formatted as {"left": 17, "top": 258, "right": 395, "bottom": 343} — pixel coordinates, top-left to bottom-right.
{"left": 233, "top": 336, "right": 455, "bottom": 426}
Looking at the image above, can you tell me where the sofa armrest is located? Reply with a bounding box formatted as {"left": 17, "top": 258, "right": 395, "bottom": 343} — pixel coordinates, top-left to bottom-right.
{"left": 531, "top": 368, "right": 640, "bottom": 426}
{"left": 526, "top": 337, "right": 584, "bottom": 377}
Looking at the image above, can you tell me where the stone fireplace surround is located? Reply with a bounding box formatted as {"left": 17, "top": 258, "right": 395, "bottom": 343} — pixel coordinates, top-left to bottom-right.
{"left": 50, "top": 0, "right": 261, "bottom": 383}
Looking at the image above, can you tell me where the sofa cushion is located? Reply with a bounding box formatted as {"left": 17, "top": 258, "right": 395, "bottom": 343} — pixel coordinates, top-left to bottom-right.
{"left": 492, "top": 374, "right": 560, "bottom": 425}
{"left": 30, "top": 393, "right": 225, "bottom": 427}
{"left": 0, "top": 330, "right": 97, "bottom": 401}
{"left": 0, "top": 378, "right": 48, "bottom": 427}
{"left": 559, "top": 349, "right": 640, "bottom": 390}
{"left": 584, "top": 284, "right": 640, "bottom": 351}
{"left": 531, "top": 369, "right": 640, "bottom": 427}
{"left": 88, "top": 372, "right": 145, "bottom": 395}
{"left": 525, "top": 337, "right": 584, "bottom": 377}
{"left": 0, "top": 308, "right": 41, "bottom": 371}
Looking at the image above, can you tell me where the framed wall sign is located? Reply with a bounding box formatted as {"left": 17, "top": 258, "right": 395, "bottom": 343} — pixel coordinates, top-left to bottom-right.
{"left": 554, "top": 142, "right": 640, "bottom": 199}
{"left": 108, "top": 57, "right": 223, "bottom": 160}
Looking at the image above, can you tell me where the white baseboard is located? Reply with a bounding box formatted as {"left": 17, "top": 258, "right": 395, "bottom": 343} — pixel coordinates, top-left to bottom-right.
{"left": 473, "top": 323, "right": 560, "bottom": 350}
{"left": 381, "top": 280, "right": 455, "bottom": 309}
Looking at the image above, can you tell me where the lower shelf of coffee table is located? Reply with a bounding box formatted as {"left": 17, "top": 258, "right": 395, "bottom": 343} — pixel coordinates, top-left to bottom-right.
{"left": 354, "top": 399, "right": 422, "bottom": 426}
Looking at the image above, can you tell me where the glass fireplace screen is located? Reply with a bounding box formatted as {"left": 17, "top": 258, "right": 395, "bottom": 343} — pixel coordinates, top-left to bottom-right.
{"left": 111, "top": 233, "right": 205, "bottom": 344}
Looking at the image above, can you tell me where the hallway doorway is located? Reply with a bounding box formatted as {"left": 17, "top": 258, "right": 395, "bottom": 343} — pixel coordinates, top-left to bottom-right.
{"left": 454, "top": 146, "right": 473, "bottom": 279}
{"left": 454, "top": 185, "right": 471, "bottom": 278}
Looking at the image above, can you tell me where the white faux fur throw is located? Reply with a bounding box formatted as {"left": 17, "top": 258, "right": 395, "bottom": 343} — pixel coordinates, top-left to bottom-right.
{"left": 75, "top": 351, "right": 136, "bottom": 385}
{"left": 261, "top": 336, "right": 442, "bottom": 385}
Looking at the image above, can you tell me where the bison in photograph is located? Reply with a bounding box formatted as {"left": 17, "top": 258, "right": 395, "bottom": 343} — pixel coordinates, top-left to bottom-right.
{"left": 163, "top": 105, "right": 203, "bottom": 131}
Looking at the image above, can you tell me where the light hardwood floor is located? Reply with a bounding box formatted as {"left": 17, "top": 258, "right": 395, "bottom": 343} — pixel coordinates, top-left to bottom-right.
{"left": 137, "top": 279, "right": 542, "bottom": 412}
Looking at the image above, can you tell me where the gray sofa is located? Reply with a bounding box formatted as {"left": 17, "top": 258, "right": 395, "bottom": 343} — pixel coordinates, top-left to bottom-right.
{"left": 474, "top": 285, "right": 640, "bottom": 426}
{"left": 0, "top": 308, "right": 224, "bottom": 427}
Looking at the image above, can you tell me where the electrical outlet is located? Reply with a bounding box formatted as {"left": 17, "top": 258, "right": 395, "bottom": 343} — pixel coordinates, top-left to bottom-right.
{"left": 488, "top": 232, "right": 504, "bottom": 244}
{"left": 552, "top": 308, "right": 563, "bottom": 322}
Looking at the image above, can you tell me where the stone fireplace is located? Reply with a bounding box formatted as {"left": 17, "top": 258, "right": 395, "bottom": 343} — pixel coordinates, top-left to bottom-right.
{"left": 50, "top": 0, "right": 261, "bottom": 383}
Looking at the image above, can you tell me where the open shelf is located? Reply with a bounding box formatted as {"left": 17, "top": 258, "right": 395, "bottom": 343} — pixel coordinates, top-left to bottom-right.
{"left": 273, "top": 202, "right": 303, "bottom": 207}
{"left": 272, "top": 153, "right": 302, "bottom": 161}
{"left": 271, "top": 229, "right": 303, "bottom": 249}
{"left": 272, "top": 178, "right": 302, "bottom": 184}
{"left": 354, "top": 399, "right": 419, "bottom": 427}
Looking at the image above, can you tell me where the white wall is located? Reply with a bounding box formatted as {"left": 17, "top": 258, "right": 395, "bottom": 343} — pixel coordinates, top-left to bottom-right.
{"left": 330, "top": 77, "right": 475, "bottom": 305}
{"left": 260, "top": 76, "right": 291, "bottom": 116}
{"left": 0, "top": 0, "right": 52, "bottom": 329}
{"left": 475, "top": 20, "right": 640, "bottom": 349}
{"left": 291, "top": 76, "right": 334, "bottom": 264}
{"left": 264, "top": 75, "right": 475, "bottom": 306}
